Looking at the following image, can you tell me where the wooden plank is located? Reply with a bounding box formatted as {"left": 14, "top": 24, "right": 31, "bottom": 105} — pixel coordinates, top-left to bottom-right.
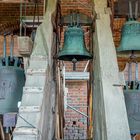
{"left": 0, "top": 121, "right": 5, "bottom": 140}
{"left": 136, "top": 135, "right": 140, "bottom": 140}
{"left": 0, "top": 0, "right": 28, "bottom": 3}
{"left": 5, "top": 133, "right": 11, "bottom": 140}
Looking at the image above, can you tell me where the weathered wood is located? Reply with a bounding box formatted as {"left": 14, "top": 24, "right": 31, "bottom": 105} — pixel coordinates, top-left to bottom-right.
{"left": 93, "top": 1, "right": 131, "bottom": 140}
{"left": 0, "top": 0, "right": 28, "bottom": 3}
{"left": 55, "top": 66, "right": 64, "bottom": 139}
{"left": 136, "top": 135, "right": 140, "bottom": 140}
{"left": 5, "top": 133, "right": 11, "bottom": 140}
{"left": 0, "top": 121, "right": 5, "bottom": 140}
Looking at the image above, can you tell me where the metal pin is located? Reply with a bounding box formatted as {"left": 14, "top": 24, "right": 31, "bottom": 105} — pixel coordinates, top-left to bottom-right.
{"left": 129, "top": 1, "right": 133, "bottom": 19}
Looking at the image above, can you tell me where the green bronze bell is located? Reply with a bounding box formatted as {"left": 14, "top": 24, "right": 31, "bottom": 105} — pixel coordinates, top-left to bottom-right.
{"left": 117, "top": 1, "right": 140, "bottom": 52}
{"left": 0, "top": 34, "right": 25, "bottom": 114}
{"left": 58, "top": 26, "right": 92, "bottom": 61}
{"left": 58, "top": 26, "right": 92, "bottom": 70}
{"left": 117, "top": 20, "right": 140, "bottom": 52}
{"left": 123, "top": 63, "right": 140, "bottom": 134}
{"left": 124, "top": 87, "right": 140, "bottom": 134}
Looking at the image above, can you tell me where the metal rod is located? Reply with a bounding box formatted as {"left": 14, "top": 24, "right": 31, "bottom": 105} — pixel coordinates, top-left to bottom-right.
{"left": 20, "top": 0, "right": 23, "bottom": 36}
{"left": 135, "top": 63, "right": 138, "bottom": 82}
{"left": 3, "top": 35, "right": 6, "bottom": 59}
{"left": 72, "top": 58, "right": 77, "bottom": 71}
{"left": 77, "top": 13, "right": 80, "bottom": 27}
{"left": 37, "top": 1, "right": 40, "bottom": 26}
{"left": 61, "top": 2, "right": 92, "bottom": 9}
{"left": 135, "top": 1, "right": 138, "bottom": 19}
{"left": 10, "top": 35, "right": 14, "bottom": 59}
{"left": 63, "top": 65, "right": 66, "bottom": 90}
{"left": 84, "top": 60, "right": 89, "bottom": 72}
{"left": 129, "top": 1, "right": 133, "bottom": 19}
{"left": 67, "top": 104, "right": 88, "bottom": 118}
{"left": 128, "top": 62, "right": 132, "bottom": 85}
{"left": 24, "top": 0, "right": 27, "bottom": 36}
{"left": 70, "top": 14, "right": 73, "bottom": 26}
{"left": 43, "top": 0, "right": 46, "bottom": 16}
{"left": 73, "top": 62, "right": 76, "bottom": 71}
{"left": 32, "top": 2, "right": 37, "bottom": 29}
{"left": 72, "top": 13, "right": 75, "bottom": 26}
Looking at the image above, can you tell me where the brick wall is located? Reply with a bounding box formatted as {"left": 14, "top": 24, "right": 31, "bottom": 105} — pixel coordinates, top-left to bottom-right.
{"left": 124, "top": 63, "right": 140, "bottom": 81}
{"left": 0, "top": 2, "right": 43, "bottom": 24}
{"left": 60, "top": 0, "right": 93, "bottom": 17}
{"left": 64, "top": 61, "right": 88, "bottom": 72}
{"left": 0, "top": 35, "right": 20, "bottom": 57}
{"left": 0, "top": 2, "right": 44, "bottom": 34}
{"left": 64, "top": 80, "right": 88, "bottom": 139}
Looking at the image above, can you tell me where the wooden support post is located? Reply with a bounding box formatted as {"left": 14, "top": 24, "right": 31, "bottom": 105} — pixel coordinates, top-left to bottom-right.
{"left": 0, "top": 121, "right": 5, "bottom": 140}
{"left": 92, "top": 0, "right": 131, "bottom": 140}
{"left": 5, "top": 133, "right": 11, "bottom": 140}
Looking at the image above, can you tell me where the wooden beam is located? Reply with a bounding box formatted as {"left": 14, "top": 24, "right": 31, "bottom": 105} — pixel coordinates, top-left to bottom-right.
{"left": 0, "top": 121, "right": 5, "bottom": 140}
{"left": 0, "top": 0, "right": 28, "bottom": 3}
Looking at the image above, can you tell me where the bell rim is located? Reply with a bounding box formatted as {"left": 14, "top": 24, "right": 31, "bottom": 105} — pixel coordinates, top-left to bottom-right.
{"left": 0, "top": 66, "right": 24, "bottom": 71}
{"left": 57, "top": 54, "right": 93, "bottom": 61}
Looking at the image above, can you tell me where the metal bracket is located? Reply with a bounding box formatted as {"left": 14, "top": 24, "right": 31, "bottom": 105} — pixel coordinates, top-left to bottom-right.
{"left": 67, "top": 104, "right": 88, "bottom": 118}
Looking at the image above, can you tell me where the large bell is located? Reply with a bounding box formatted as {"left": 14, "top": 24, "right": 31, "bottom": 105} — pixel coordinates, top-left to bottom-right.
{"left": 123, "top": 63, "right": 140, "bottom": 134}
{"left": 124, "top": 88, "right": 140, "bottom": 134}
{"left": 117, "top": 20, "right": 140, "bottom": 52}
{"left": 58, "top": 26, "right": 92, "bottom": 61}
{"left": 0, "top": 35, "right": 25, "bottom": 114}
{"left": 0, "top": 57, "right": 25, "bottom": 114}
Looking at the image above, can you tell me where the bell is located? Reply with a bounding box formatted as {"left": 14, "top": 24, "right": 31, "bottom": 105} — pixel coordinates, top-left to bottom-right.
{"left": 57, "top": 26, "right": 92, "bottom": 61}
{"left": 124, "top": 85, "right": 140, "bottom": 134}
{"left": 123, "top": 63, "right": 140, "bottom": 134}
{"left": 0, "top": 64, "right": 25, "bottom": 114}
{"left": 117, "top": 20, "right": 140, "bottom": 52}
{"left": 0, "top": 34, "right": 25, "bottom": 114}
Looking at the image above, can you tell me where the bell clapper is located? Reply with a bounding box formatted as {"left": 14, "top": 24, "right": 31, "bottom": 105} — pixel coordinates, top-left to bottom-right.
{"left": 128, "top": 51, "right": 137, "bottom": 65}
{"left": 72, "top": 58, "right": 77, "bottom": 71}
{"left": 130, "top": 50, "right": 136, "bottom": 60}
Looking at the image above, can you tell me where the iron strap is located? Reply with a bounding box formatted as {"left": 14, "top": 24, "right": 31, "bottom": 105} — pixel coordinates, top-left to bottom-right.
{"left": 135, "top": 62, "right": 138, "bottom": 82}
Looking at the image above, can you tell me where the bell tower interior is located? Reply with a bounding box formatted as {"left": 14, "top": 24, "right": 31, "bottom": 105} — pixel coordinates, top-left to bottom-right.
{"left": 0, "top": 0, "right": 140, "bottom": 140}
